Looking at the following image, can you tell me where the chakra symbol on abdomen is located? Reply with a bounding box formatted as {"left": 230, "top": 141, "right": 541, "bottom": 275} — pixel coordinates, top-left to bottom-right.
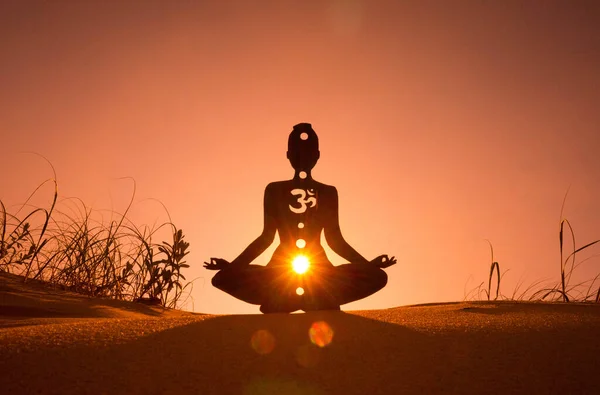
{"left": 289, "top": 189, "right": 317, "bottom": 214}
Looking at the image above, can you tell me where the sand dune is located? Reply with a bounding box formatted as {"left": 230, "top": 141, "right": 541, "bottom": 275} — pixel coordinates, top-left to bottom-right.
{"left": 2, "top": 272, "right": 600, "bottom": 394}
{"left": 0, "top": 272, "right": 189, "bottom": 324}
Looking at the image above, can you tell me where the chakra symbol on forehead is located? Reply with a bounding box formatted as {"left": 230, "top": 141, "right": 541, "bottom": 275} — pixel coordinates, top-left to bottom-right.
{"left": 289, "top": 188, "right": 318, "bottom": 214}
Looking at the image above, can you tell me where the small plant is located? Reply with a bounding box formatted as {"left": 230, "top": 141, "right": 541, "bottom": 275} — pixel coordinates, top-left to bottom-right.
{"left": 484, "top": 240, "right": 500, "bottom": 301}
{"left": 1, "top": 159, "right": 192, "bottom": 309}
{"left": 0, "top": 213, "right": 35, "bottom": 269}
{"left": 136, "top": 227, "right": 190, "bottom": 308}
{"left": 464, "top": 240, "right": 505, "bottom": 301}
{"left": 466, "top": 188, "right": 600, "bottom": 303}
{"left": 535, "top": 188, "right": 600, "bottom": 302}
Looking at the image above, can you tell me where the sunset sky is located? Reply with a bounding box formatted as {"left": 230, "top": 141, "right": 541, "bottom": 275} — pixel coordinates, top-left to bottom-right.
{"left": 1, "top": 0, "right": 599, "bottom": 314}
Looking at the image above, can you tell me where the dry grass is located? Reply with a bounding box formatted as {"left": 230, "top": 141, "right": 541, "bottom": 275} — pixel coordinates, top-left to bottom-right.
{"left": 466, "top": 188, "right": 600, "bottom": 303}
{"left": 0, "top": 159, "right": 192, "bottom": 309}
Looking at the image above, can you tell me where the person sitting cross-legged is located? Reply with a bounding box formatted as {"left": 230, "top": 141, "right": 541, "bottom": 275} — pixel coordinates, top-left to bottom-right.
{"left": 205, "top": 123, "right": 396, "bottom": 313}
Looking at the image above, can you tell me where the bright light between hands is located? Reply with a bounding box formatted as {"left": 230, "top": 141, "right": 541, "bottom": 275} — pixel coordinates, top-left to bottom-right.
{"left": 292, "top": 255, "right": 310, "bottom": 274}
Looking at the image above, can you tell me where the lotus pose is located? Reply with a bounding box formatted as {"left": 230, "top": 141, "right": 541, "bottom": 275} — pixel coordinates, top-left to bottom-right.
{"left": 205, "top": 123, "right": 396, "bottom": 313}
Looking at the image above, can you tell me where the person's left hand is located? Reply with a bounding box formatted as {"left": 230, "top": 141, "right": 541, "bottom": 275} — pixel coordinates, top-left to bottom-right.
{"left": 370, "top": 254, "right": 397, "bottom": 268}
{"left": 203, "top": 257, "right": 230, "bottom": 271}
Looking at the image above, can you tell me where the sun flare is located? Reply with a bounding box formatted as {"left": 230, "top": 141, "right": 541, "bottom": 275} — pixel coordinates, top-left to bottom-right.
{"left": 292, "top": 255, "right": 310, "bottom": 274}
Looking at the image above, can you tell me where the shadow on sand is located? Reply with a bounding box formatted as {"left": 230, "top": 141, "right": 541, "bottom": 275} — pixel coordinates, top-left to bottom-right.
{"left": 2, "top": 306, "right": 600, "bottom": 394}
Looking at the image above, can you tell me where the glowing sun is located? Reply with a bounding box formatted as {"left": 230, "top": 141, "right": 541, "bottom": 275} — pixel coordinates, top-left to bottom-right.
{"left": 292, "top": 255, "right": 310, "bottom": 274}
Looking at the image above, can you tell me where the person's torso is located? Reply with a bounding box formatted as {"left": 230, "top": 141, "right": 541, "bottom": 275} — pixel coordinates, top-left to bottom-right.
{"left": 266, "top": 179, "right": 335, "bottom": 268}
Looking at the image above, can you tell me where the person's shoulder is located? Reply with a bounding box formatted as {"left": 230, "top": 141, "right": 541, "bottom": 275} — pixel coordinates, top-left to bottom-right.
{"left": 313, "top": 181, "right": 338, "bottom": 196}
{"left": 265, "top": 180, "right": 292, "bottom": 191}
{"left": 266, "top": 180, "right": 292, "bottom": 187}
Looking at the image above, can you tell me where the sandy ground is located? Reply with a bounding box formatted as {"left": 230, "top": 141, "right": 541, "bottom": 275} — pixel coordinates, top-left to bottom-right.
{"left": 2, "top": 272, "right": 600, "bottom": 394}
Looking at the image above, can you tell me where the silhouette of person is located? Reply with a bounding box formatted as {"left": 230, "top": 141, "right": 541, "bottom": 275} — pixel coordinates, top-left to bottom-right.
{"left": 205, "top": 123, "right": 396, "bottom": 313}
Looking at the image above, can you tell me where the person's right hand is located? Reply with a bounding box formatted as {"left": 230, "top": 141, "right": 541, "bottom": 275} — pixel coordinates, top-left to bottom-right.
{"left": 203, "top": 257, "right": 230, "bottom": 271}
{"left": 370, "top": 254, "right": 397, "bottom": 269}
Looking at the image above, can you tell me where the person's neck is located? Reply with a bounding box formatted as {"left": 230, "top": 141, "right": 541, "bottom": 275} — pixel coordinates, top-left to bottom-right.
{"left": 293, "top": 169, "right": 313, "bottom": 181}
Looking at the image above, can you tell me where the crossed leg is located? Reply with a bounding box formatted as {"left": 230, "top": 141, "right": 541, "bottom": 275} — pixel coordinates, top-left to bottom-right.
{"left": 211, "top": 265, "right": 302, "bottom": 312}
{"left": 302, "top": 264, "right": 388, "bottom": 310}
{"left": 211, "top": 263, "right": 388, "bottom": 313}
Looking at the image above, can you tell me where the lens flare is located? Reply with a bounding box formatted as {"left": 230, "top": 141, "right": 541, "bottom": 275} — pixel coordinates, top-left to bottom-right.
{"left": 292, "top": 255, "right": 310, "bottom": 274}
{"left": 309, "top": 321, "right": 334, "bottom": 347}
{"left": 296, "top": 287, "right": 305, "bottom": 295}
{"left": 295, "top": 344, "right": 320, "bottom": 368}
{"left": 251, "top": 330, "right": 275, "bottom": 355}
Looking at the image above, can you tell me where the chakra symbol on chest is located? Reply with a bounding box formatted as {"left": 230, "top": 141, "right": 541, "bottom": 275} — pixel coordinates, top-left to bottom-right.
{"left": 289, "top": 189, "right": 317, "bottom": 214}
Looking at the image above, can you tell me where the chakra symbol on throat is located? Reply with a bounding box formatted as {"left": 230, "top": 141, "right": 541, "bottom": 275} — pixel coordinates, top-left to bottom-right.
{"left": 289, "top": 189, "right": 317, "bottom": 214}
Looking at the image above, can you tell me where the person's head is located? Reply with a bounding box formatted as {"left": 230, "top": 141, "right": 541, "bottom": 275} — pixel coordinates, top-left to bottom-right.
{"left": 287, "top": 123, "right": 320, "bottom": 173}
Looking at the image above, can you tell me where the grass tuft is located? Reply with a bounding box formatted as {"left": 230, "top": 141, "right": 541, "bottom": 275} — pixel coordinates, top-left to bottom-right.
{"left": 484, "top": 239, "right": 500, "bottom": 301}
{"left": 0, "top": 162, "right": 192, "bottom": 309}
{"left": 466, "top": 188, "right": 600, "bottom": 303}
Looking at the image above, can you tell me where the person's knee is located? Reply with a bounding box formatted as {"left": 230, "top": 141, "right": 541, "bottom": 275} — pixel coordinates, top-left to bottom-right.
{"left": 374, "top": 268, "right": 388, "bottom": 289}
{"left": 211, "top": 271, "right": 224, "bottom": 289}
{"left": 349, "top": 264, "right": 388, "bottom": 291}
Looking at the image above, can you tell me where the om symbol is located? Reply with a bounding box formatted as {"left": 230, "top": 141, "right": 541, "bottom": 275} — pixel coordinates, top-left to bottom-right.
{"left": 289, "top": 189, "right": 317, "bottom": 214}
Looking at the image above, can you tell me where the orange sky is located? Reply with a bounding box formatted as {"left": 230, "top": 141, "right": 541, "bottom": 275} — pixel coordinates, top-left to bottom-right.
{"left": 1, "top": 0, "right": 599, "bottom": 314}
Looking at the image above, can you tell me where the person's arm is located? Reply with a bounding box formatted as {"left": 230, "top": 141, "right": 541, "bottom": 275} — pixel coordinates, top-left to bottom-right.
{"left": 229, "top": 184, "right": 277, "bottom": 266}
{"left": 323, "top": 187, "right": 369, "bottom": 264}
